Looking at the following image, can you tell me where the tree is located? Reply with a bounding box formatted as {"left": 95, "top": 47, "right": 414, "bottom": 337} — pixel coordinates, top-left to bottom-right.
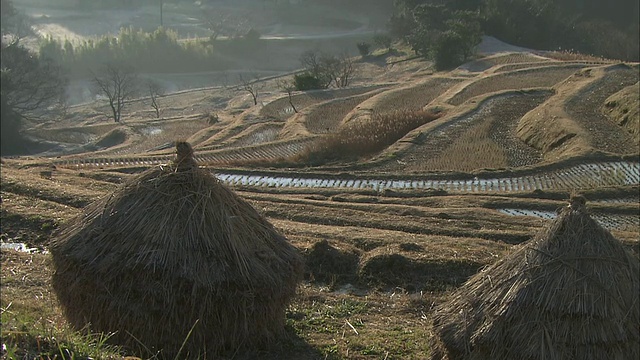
{"left": 147, "top": 80, "right": 164, "bottom": 118}
{"left": 357, "top": 42, "right": 371, "bottom": 57}
{"left": 237, "top": 73, "right": 261, "bottom": 106}
{"left": 299, "top": 50, "right": 332, "bottom": 88}
{"left": 298, "top": 50, "right": 356, "bottom": 89}
{"left": 277, "top": 78, "right": 298, "bottom": 114}
{"left": 1, "top": 40, "right": 68, "bottom": 154}
{"left": 373, "top": 33, "right": 393, "bottom": 51}
{"left": 1, "top": 0, "right": 33, "bottom": 40}
{"left": 92, "top": 63, "right": 138, "bottom": 122}
{"left": 293, "top": 72, "right": 324, "bottom": 91}
{"left": 326, "top": 53, "right": 355, "bottom": 88}
{"left": 408, "top": 4, "right": 482, "bottom": 69}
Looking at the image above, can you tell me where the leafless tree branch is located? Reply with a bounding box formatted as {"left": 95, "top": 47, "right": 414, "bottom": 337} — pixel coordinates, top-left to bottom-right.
{"left": 92, "top": 63, "right": 138, "bottom": 122}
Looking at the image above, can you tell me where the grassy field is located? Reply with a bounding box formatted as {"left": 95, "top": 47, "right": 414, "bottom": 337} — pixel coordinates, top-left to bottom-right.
{"left": 2, "top": 38, "right": 640, "bottom": 359}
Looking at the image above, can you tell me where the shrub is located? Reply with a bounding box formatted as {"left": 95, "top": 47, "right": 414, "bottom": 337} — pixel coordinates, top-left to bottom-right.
{"left": 293, "top": 72, "right": 324, "bottom": 91}
{"left": 432, "top": 30, "right": 468, "bottom": 70}
{"left": 357, "top": 42, "right": 371, "bottom": 57}
{"left": 373, "top": 34, "right": 393, "bottom": 50}
{"left": 207, "top": 112, "right": 219, "bottom": 124}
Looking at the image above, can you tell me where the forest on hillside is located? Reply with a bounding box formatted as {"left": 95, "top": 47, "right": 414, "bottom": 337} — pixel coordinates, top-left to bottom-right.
{"left": 390, "top": 0, "right": 639, "bottom": 62}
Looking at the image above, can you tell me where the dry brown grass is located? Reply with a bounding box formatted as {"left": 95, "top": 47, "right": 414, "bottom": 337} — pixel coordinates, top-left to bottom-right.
{"left": 259, "top": 86, "right": 387, "bottom": 121}
{"left": 461, "top": 53, "right": 552, "bottom": 72}
{"left": 49, "top": 144, "right": 304, "bottom": 358}
{"left": 305, "top": 92, "right": 383, "bottom": 134}
{"left": 544, "top": 50, "right": 616, "bottom": 63}
{"left": 1, "top": 156, "right": 638, "bottom": 359}
{"left": 367, "top": 78, "right": 463, "bottom": 114}
{"left": 448, "top": 65, "right": 584, "bottom": 106}
{"left": 430, "top": 198, "right": 639, "bottom": 359}
{"left": 603, "top": 83, "right": 640, "bottom": 144}
{"left": 418, "top": 118, "right": 508, "bottom": 172}
{"left": 296, "top": 110, "right": 441, "bottom": 164}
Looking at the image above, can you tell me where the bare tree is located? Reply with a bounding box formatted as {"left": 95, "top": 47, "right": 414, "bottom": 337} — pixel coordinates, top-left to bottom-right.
{"left": 333, "top": 52, "right": 355, "bottom": 88}
{"left": 299, "top": 50, "right": 356, "bottom": 89}
{"left": 92, "top": 63, "right": 138, "bottom": 123}
{"left": 277, "top": 78, "right": 298, "bottom": 114}
{"left": 147, "top": 80, "right": 164, "bottom": 118}
{"left": 1, "top": 39, "right": 67, "bottom": 155}
{"left": 299, "top": 50, "right": 331, "bottom": 88}
{"left": 202, "top": 9, "right": 248, "bottom": 42}
{"left": 237, "top": 73, "right": 261, "bottom": 106}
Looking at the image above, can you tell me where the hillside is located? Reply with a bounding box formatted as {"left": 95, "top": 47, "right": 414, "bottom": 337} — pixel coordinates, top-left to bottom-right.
{"left": 2, "top": 40, "right": 639, "bottom": 358}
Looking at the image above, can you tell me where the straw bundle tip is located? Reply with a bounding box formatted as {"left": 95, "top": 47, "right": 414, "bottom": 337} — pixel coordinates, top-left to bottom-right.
{"left": 175, "top": 141, "right": 195, "bottom": 168}
{"left": 568, "top": 195, "right": 587, "bottom": 210}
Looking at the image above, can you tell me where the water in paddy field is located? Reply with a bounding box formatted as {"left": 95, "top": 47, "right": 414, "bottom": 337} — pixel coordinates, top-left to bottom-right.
{"left": 62, "top": 158, "right": 638, "bottom": 192}
{"left": 498, "top": 209, "right": 640, "bottom": 231}
{"left": 215, "top": 161, "right": 639, "bottom": 192}
{"left": 141, "top": 127, "right": 163, "bottom": 136}
{"left": 1, "top": 242, "right": 43, "bottom": 253}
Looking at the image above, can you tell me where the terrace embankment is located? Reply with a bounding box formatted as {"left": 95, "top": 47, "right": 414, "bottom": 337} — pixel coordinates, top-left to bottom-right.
{"left": 603, "top": 83, "right": 640, "bottom": 144}
{"left": 446, "top": 65, "right": 585, "bottom": 106}
{"left": 518, "top": 64, "right": 639, "bottom": 160}
{"left": 366, "top": 90, "right": 550, "bottom": 172}
{"left": 564, "top": 65, "right": 639, "bottom": 154}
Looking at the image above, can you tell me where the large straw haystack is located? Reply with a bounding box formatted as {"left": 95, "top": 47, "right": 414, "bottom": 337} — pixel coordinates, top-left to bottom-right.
{"left": 430, "top": 197, "right": 639, "bottom": 360}
{"left": 50, "top": 142, "right": 304, "bottom": 358}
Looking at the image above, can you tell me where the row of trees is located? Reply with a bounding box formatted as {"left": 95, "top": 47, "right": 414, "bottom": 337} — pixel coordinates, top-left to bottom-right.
{"left": 1, "top": 1, "right": 174, "bottom": 154}
{"left": 38, "top": 27, "right": 251, "bottom": 78}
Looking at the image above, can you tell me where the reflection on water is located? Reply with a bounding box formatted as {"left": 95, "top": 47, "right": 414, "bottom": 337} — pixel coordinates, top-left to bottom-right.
{"left": 216, "top": 161, "right": 639, "bottom": 192}
{"left": 498, "top": 209, "right": 640, "bottom": 230}
{"left": 0, "top": 242, "right": 43, "bottom": 253}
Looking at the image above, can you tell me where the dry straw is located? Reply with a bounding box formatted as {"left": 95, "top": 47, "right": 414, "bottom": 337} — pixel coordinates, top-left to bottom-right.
{"left": 430, "top": 196, "right": 639, "bottom": 360}
{"left": 50, "top": 141, "right": 304, "bottom": 358}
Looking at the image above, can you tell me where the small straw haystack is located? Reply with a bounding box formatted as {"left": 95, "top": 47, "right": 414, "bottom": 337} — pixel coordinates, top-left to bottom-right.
{"left": 50, "top": 142, "right": 304, "bottom": 358}
{"left": 430, "top": 196, "right": 639, "bottom": 360}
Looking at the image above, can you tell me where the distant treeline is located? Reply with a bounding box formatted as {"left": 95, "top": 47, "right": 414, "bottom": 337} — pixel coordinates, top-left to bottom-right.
{"left": 38, "top": 27, "right": 264, "bottom": 77}
{"left": 24, "top": 0, "right": 182, "bottom": 10}
{"left": 391, "top": 0, "right": 639, "bottom": 61}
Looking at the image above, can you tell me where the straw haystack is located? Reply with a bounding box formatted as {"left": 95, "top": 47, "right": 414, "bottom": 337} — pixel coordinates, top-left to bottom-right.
{"left": 430, "top": 196, "right": 639, "bottom": 360}
{"left": 50, "top": 142, "right": 304, "bottom": 358}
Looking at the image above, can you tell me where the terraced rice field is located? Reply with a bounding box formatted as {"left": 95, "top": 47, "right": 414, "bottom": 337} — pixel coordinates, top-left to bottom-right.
{"left": 367, "top": 91, "right": 550, "bottom": 172}
{"left": 259, "top": 85, "right": 389, "bottom": 121}
{"left": 564, "top": 65, "right": 640, "bottom": 154}
{"left": 365, "top": 77, "right": 463, "bottom": 113}
{"left": 214, "top": 160, "right": 639, "bottom": 193}
{"left": 3, "top": 49, "right": 638, "bottom": 359}
{"left": 220, "top": 123, "right": 284, "bottom": 148}
{"left": 304, "top": 90, "right": 386, "bottom": 133}
{"left": 460, "top": 52, "right": 552, "bottom": 72}
{"left": 447, "top": 64, "right": 586, "bottom": 105}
